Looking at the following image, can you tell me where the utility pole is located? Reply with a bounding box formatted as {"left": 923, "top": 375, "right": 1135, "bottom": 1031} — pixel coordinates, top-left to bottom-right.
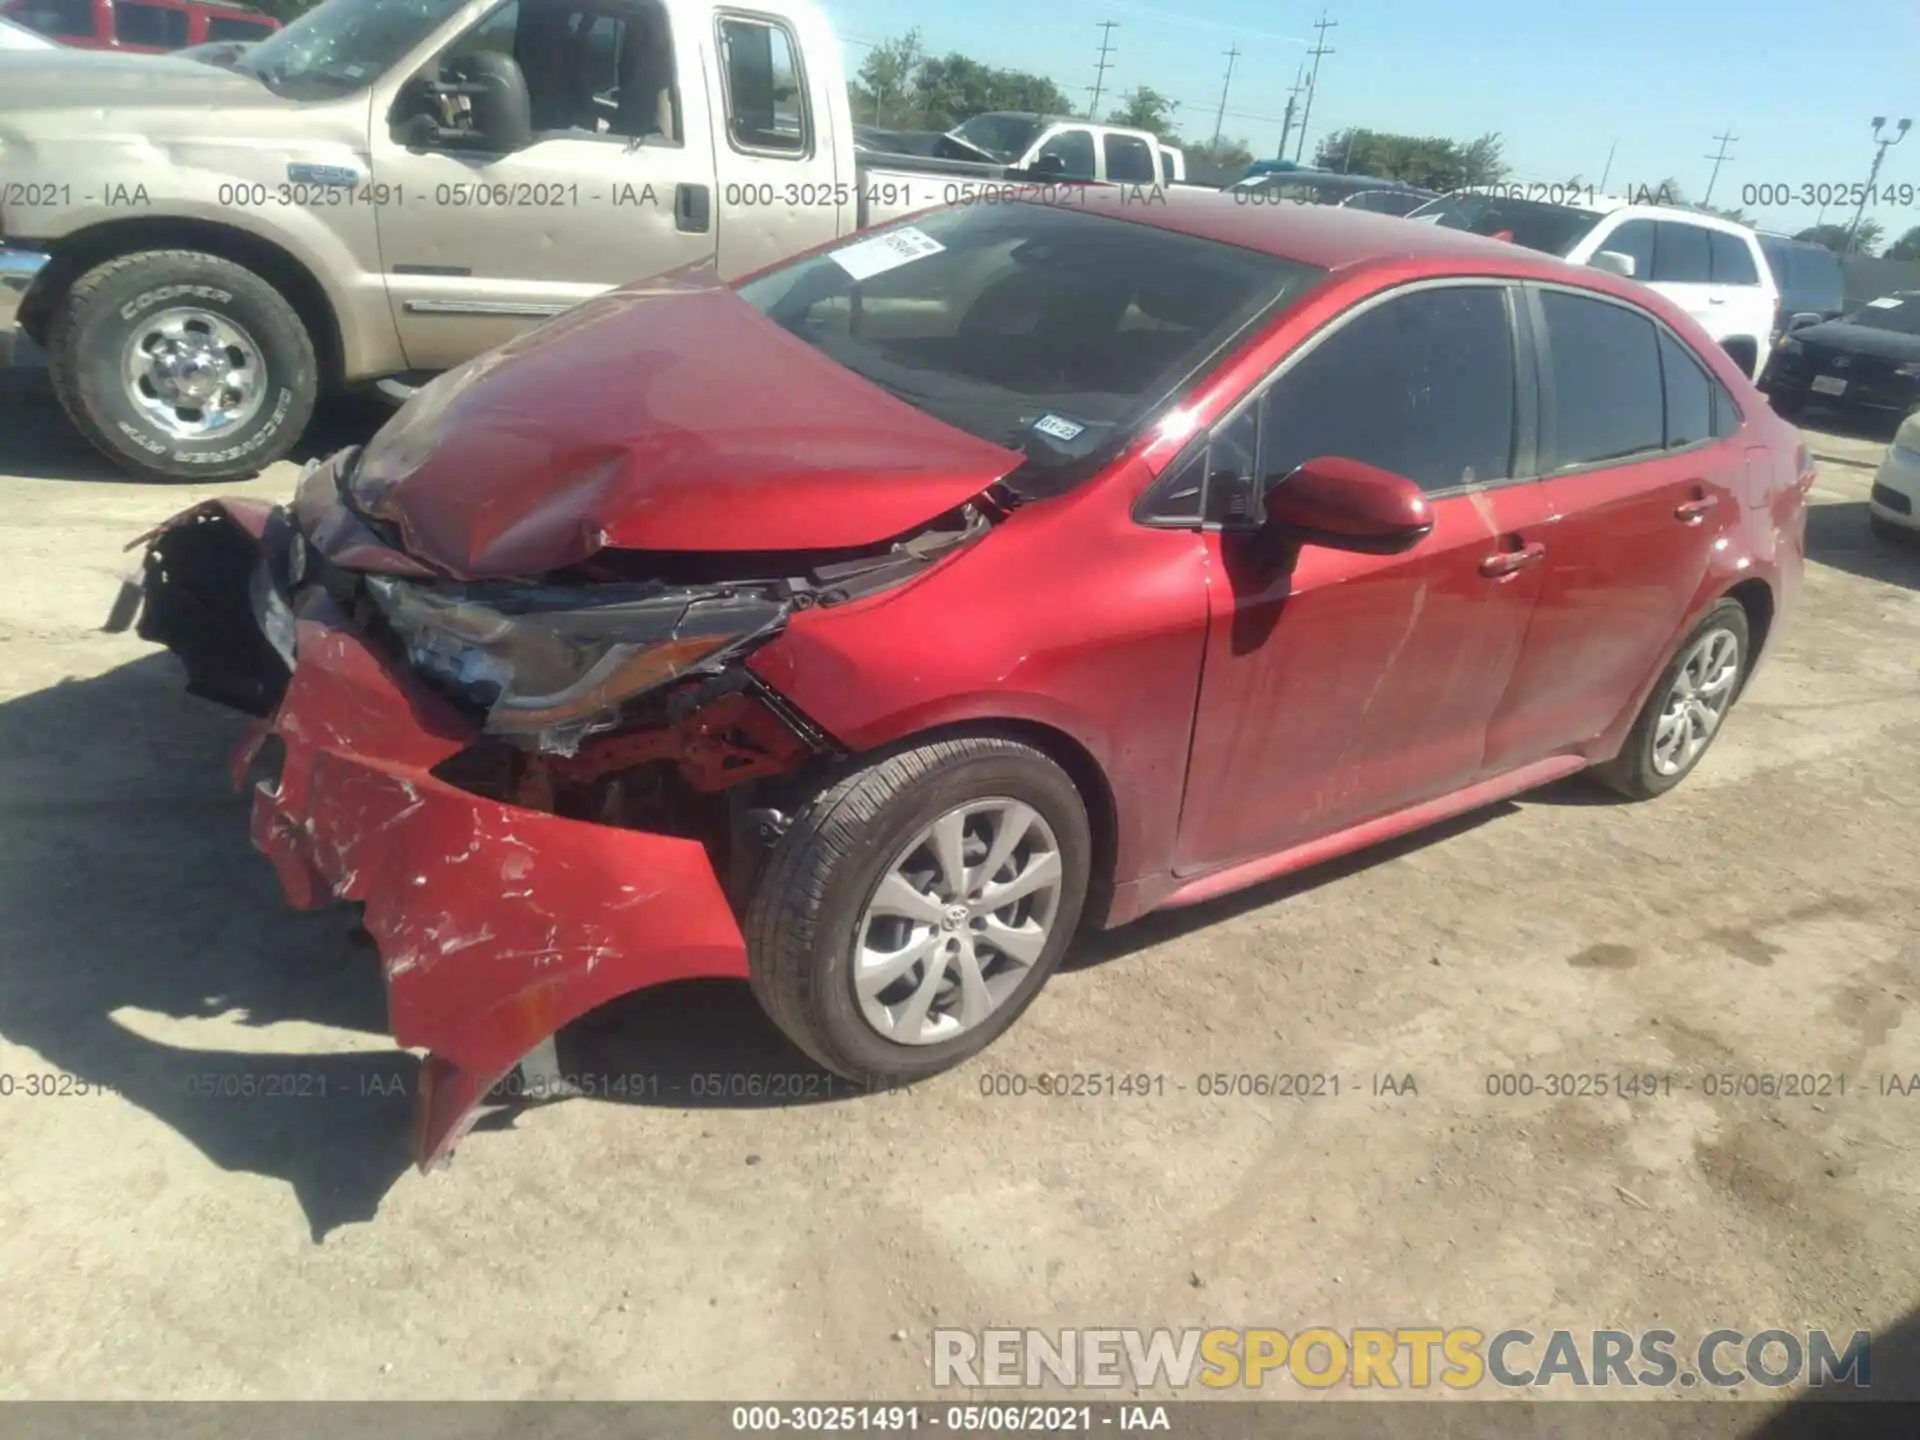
{"left": 1275, "top": 62, "right": 1306, "bottom": 161}
{"left": 1210, "top": 45, "right": 1240, "bottom": 150}
{"left": 1702, "top": 128, "right": 1737, "bottom": 206}
{"left": 1293, "top": 10, "right": 1336, "bottom": 164}
{"left": 1088, "top": 21, "right": 1118, "bottom": 121}
{"left": 1598, "top": 139, "right": 1616, "bottom": 193}
{"left": 1846, "top": 115, "right": 1912, "bottom": 254}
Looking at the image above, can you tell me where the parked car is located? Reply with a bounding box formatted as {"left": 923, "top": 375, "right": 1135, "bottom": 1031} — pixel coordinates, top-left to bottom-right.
{"left": 1869, "top": 409, "right": 1920, "bottom": 541}
{"left": 1226, "top": 169, "right": 1431, "bottom": 214}
{"left": 112, "top": 195, "right": 1811, "bottom": 1169}
{"left": 0, "top": 11, "right": 54, "bottom": 43}
{"left": 0, "top": 0, "right": 276, "bottom": 51}
{"left": 942, "top": 111, "right": 1181, "bottom": 188}
{"left": 1763, "top": 291, "right": 1920, "bottom": 426}
{"left": 1406, "top": 192, "right": 1779, "bottom": 383}
{"left": 1756, "top": 230, "right": 1846, "bottom": 346}
{"left": 0, "top": 0, "right": 1080, "bottom": 485}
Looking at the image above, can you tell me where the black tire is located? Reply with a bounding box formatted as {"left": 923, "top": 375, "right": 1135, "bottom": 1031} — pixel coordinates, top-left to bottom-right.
{"left": 744, "top": 736, "right": 1092, "bottom": 1082}
{"left": 1592, "top": 598, "right": 1750, "bottom": 801}
{"left": 48, "top": 249, "right": 317, "bottom": 483}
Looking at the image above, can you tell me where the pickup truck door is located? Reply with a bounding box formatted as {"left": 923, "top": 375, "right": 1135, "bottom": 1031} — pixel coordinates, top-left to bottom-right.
{"left": 368, "top": 0, "right": 722, "bottom": 371}
{"left": 709, "top": 10, "right": 849, "bottom": 277}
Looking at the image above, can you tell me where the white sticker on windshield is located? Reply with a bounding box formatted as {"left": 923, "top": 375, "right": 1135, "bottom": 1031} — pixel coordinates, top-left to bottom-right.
{"left": 1867, "top": 296, "right": 1904, "bottom": 309}
{"left": 830, "top": 226, "right": 946, "bottom": 282}
{"left": 1032, "top": 414, "right": 1086, "bottom": 442}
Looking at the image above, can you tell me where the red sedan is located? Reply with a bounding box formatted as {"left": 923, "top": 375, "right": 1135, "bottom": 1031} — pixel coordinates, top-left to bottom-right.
{"left": 118, "top": 192, "right": 1812, "bottom": 1168}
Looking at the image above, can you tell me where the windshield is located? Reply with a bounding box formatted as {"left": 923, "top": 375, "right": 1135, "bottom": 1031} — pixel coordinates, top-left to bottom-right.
{"left": 949, "top": 114, "right": 1047, "bottom": 162}
{"left": 1405, "top": 193, "right": 1603, "bottom": 257}
{"left": 234, "top": 0, "right": 470, "bottom": 98}
{"left": 736, "top": 203, "right": 1324, "bottom": 498}
{"left": 1842, "top": 294, "right": 1920, "bottom": 335}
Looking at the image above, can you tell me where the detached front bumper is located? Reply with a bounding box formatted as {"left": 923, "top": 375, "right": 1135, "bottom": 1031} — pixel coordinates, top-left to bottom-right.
{"left": 124, "top": 499, "right": 753, "bottom": 1170}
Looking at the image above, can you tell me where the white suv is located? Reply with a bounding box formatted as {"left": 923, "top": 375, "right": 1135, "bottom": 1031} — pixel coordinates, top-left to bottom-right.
{"left": 1407, "top": 193, "right": 1779, "bottom": 383}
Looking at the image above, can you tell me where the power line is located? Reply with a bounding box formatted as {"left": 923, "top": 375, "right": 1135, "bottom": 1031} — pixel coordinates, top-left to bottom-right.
{"left": 1292, "top": 10, "right": 1336, "bottom": 162}
{"left": 1211, "top": 45, "right": 1241, "bottom": 148}
{"left": 1088, "top": 21, "right": 1120, "bottom": 120}
{"left": 1702, "top": 129, "right": 1737, "bottom": 206}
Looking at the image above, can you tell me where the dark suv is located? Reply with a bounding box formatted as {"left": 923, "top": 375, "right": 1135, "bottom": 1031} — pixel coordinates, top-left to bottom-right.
{"left": 1756, "top": 232, "right": 1846, "bottom": 345}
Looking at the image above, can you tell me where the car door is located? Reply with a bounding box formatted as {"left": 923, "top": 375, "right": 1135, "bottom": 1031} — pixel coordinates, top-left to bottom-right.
{"left": 1482, "top": 285, "right": 1742, "bottom": 772}
{"left": 370, "top": 0, "right": 722, "bottom": 371}
{"left": 1174, "top": 280, "right": 1553, "bottom": 876}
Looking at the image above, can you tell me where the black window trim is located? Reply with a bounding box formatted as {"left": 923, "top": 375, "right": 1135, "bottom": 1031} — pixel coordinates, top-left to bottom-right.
{"left": 1135, "top": 275, "right": 1538, "bottom": 530}
{"left": 1521, "top": 279, "right": 1745, "bottom": 478}
{"left": 713, "top": 9, "right": 812, "bottom": 161}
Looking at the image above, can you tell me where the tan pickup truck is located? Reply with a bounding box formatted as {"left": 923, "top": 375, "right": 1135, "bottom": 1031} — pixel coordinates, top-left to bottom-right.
{"left": 0, "top": 0, "right": 1072, "bottom": 481}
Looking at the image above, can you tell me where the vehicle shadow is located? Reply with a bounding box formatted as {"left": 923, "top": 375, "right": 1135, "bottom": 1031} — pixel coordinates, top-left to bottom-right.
{"left": 0, "top": 653, "right": 854, "bottom": 1240}
{"left": 1742, "top": 1302, "right": 1920, "bottom": 1432}
{"left": 1804, "top": 500, "right": 1920, "bottom": 590}
{"left": 0, "top": 362, "right": 392, "bottom": 485}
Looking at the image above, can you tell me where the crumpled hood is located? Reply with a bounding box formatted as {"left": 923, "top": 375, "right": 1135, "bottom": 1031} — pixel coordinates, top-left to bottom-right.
{"left": 349, "top": 267, "right": 1026, "bottom": 578}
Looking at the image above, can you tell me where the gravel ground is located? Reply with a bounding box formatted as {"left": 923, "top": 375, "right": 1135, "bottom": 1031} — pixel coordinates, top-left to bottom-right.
{"left": 0, "top": 360, "right": 1915, "bottom": 1404}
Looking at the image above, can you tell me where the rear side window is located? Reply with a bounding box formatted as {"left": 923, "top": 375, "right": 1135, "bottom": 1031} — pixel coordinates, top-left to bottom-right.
{"left": 1651, "top": 222, "right": 1713, "bottom": 284}
{"left": 1660, "top": 331, "right": 1714, "bottom": 448}
{"left": 113, "top": 0, "right": 185, "bottom": 44}
{"left": 1709, "top": 231, "right": 1760, "bottom": 285}
{"left": 205, "top": 12, "right": 271, "bottom": 38}
{"left": 717, "top": 15, "right": 806, "bottom": 154}
{"left": 1260, "top": 285, "right": 1516, "bottom": 495}
{"left": 1103, "top": 134, "right": 1157, "bottom": 184}
{"left": 1540, "top": 290, "right": 1663, "bottom": 466}
{"left": 11, "top": 0, "right": 91, "bottom": 36}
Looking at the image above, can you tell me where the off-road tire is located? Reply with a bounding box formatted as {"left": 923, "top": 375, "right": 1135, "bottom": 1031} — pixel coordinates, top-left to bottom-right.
{"left": 1592, "top": 598, "right": 1750, "bottom": 801}
{"left": 48, "top": 249, "right": 317, "bottom": 483}
{"left": 744, "top": 736, "right": 1092, "bottom": 1082}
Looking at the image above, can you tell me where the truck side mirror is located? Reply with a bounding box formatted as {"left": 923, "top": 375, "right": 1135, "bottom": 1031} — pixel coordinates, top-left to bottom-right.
{"left": 393, "top": 51, "right": 533, "bottom": 154}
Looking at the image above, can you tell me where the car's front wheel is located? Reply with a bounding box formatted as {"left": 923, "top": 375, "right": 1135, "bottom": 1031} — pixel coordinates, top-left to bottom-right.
{"left": 47, "top": 249, "right": 318, "bottom": 483}
{"left": 1593, "top": 598, "right": 1750, "bottom": 800}
{"left": 745, "top": 736, "right": 1092, "bottom": 1082}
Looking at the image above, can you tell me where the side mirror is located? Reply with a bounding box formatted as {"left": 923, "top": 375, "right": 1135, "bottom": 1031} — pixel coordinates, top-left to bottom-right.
{"left": 396, "top": 51, "right": 533, "bottom": 153}
{"left": 1785, "top": 312, "right": 1822, "bottom": 334}
{"left": 1029, "top": 152, "right": 1069, "bottom": 178}
{"left": 1263, "top": 456, "right": 1434, "bottom": 554}
{"left": 1590, "top": 249, "right": 1637, "bottom": 278}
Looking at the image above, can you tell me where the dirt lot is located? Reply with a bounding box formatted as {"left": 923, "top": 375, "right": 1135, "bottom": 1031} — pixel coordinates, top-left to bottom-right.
{"left": 0, "top": 357, "right": 1915, "bottom": 1406}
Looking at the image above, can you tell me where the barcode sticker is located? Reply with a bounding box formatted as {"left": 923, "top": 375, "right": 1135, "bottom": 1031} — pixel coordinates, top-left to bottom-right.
{"left": 830, "top": 226, "right": 947, "bottom": 282}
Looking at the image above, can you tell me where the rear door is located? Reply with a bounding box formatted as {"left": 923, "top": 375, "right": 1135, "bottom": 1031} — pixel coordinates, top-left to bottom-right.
{"left": 371, "top": 0, "right": 722, "bottom": 371}
{"left": 1175, "top": 280, "right": 1552, "bottom": 873}
{"left": 1483, "top": 285, "right": 1742, "bottom": 771}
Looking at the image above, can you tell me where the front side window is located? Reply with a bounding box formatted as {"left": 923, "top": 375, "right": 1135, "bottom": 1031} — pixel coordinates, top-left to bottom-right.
{"left": 1708, "top": 231, "right": 1759, "bottom": 285}
{"left": 115, "top": 0, "right": 186, "bottom": 45}
{"left": 737, "top": 203, "right": 1322, "bottom": 499}
{"left": 1259, "top": 286, "right": 1517, "bottom": 495}
{"left": 12, "top": 0, "right": 93, "bottom": 37}
{"left": 1103, "top": 134, "right": 1156, "bottom": 184}
{"left": 718, "top": 15, "right": 805, "bottom": 154}
{"left": 1539, "top": 290, "right": 1663, "bottom": 467}
{"left": 1035, "top": 128, "right": 1095, "bottom": 179}
{"left": 1651, "top": 222, "right": 1712, "bottom": 284}
{"left": 1598, "top": 218, "right": 1655, "bottom": 278}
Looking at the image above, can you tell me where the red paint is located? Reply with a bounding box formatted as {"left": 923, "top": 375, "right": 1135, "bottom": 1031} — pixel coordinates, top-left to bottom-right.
{"left": 1, "top": 0, "right": 277, "bottom": 50}
{"left": 139, "top": 196, "right": 1807, "bottom": 1167}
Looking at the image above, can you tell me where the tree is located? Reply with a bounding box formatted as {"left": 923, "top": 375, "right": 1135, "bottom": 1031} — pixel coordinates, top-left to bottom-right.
{"left": 1184, "top": 136, "right": 1255, "bottom": 170}
{"left": 1107, "top": 86, "right": 1177, "bottom": 141}
{"left": 1886, "top": 225, "right": 1920, "bottom": 261}
{"left": 908, "top": 53, "right": 1072, "bottom": 130}
{"left": 1310, "top": 128, "right": 1510, "bottom": 190}
{"left": 848, "top": 29, "right": 922, "bottom": 129}
{"left": 1796, "top": 221, "right": 1885, "bottom": 257}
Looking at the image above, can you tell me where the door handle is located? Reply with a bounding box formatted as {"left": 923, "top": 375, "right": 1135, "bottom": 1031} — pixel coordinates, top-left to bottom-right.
{"left": 1707, "top": 295, "right": 1727, "bottom": 304}
{"left": 674, "top": 182, "right": 711, "bottom": 234}
{"left": 1479, "top": 541, "right": 1546, "bottom": 577}
{"left": 1674, "top": 495, "right": 1719, "bottom": 523}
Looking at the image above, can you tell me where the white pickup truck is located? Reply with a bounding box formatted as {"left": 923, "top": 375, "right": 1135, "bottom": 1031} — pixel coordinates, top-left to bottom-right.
{"left": 939, "top": 112, "right": 1185, "bottom": 186}
{"left": 0, "top": 0, "right": 1078, "bottom": 480}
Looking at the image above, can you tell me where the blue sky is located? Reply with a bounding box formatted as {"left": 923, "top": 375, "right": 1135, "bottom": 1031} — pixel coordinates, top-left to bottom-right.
{"left": 827, "top": 0, "right": 1920, "bottom": 247}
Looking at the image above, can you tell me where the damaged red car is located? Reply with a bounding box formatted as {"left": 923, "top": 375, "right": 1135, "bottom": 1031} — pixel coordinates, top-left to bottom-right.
{"left": 116, "top": 193, "right": 1812, "bottom": 1169}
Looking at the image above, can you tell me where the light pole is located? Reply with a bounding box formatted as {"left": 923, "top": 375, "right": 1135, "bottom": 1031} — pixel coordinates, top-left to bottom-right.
{"left": 1845, "top": 116, "right": 1911, "bottom": 255}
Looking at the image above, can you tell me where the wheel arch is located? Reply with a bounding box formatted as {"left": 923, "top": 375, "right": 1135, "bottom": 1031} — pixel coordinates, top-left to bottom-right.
{"left": 22, "top": 218, "right": 346, "bottom": 387}
{"left": 1722, "top": 574, "right": 1776, "bottom": 686}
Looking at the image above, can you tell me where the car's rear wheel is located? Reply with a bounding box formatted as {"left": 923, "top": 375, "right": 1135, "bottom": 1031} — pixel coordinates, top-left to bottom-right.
{"left": 1593, "top": 599, "right": 1750, "bottom": 800}
{"left": 745, "top": 736, "right": 1092, "bottom": 1082}
{"left": 48, "top": 249, "right": 317, "bottom": 483}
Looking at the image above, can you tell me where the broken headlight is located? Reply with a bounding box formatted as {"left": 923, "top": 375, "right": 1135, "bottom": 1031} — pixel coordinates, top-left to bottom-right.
{"left": 364, "top": 576, "right": 788, "bottom": 748}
